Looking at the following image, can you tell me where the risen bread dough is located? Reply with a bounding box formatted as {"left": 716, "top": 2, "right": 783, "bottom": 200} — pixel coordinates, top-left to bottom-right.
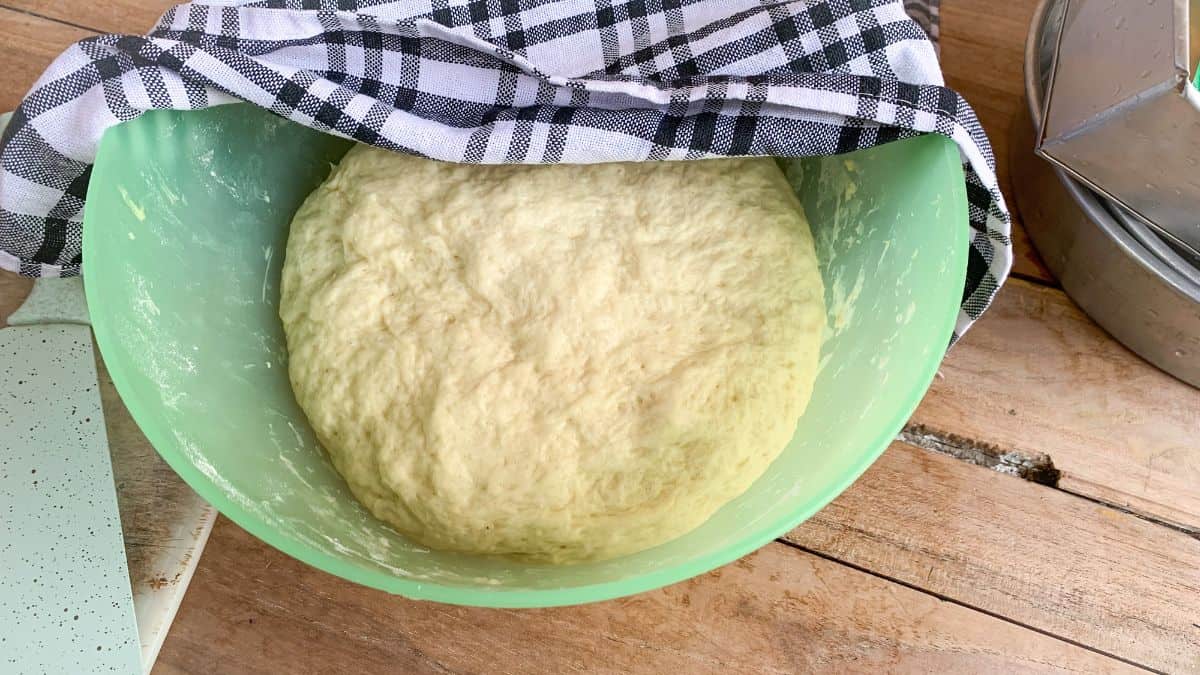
{"left": 280, "top": 146, "right": 824, "bottom": 563}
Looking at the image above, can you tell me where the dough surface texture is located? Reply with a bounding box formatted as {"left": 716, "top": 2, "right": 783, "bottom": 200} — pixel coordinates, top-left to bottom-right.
{"left": 280, "top": 145, "right": 825, "bottom": 562}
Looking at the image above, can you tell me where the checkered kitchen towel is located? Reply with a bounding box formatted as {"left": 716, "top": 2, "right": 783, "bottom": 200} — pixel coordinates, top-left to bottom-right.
{"left": 0, "top": 0, "right": 1008, "bottom": 342}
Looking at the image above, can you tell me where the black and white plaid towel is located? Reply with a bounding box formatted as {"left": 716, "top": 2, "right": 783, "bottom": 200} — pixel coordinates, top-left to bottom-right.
{"left": 0, "top": 0, "right": 1007, "bottom": 343}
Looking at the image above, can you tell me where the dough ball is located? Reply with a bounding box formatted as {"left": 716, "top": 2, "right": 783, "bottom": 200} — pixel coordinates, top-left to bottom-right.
{"left": 280, "top": 146, "right": 825, "bottom": 563}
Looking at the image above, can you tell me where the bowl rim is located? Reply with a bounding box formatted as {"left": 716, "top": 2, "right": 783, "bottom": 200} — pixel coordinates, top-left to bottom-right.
{"left": 83, "top": 118, "right": 967, "bottom": 607}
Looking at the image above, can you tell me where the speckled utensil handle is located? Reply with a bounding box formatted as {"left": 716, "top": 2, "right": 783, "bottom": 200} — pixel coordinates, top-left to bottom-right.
{"left": 0, "top": 277, "right": 142, "bottom": 675}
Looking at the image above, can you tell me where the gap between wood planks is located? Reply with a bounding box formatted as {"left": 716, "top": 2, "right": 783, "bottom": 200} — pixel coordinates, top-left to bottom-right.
{"left": 898, "top": 420, "right": 1200, "bottom": 538}
{"left": 772, "top": 539, "right": 1163, "bottom": 674}
{"left": 1010, "top": 268, "right": 1060, "bottom": 289}
{"left": 0, "top": 2, "right": 99, "bottom": 33}
{"left": 900, "top": 421, "right": 1060, "bottom": 485}
{"left": 908, "top": 272, "right": 1200, "bottom": 538}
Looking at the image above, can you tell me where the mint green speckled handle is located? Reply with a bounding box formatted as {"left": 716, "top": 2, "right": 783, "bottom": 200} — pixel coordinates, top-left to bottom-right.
{"left": 0, "top": 277, "right": 141, "bottom": 674}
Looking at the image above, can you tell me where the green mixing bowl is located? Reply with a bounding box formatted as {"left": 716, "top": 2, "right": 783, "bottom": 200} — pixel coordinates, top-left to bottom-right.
{"left": 83, "top": 103, "right": 966, "bottom": 607}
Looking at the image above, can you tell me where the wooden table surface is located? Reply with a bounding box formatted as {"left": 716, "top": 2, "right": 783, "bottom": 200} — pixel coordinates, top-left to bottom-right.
{"left": 2, "top": 1, "right": 1198, "bottom": 672}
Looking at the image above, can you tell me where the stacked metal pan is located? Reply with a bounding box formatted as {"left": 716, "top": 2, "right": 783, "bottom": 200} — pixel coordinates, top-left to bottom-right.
{"left": 1010, "top": 0, "right": 1200, "bottom": 387}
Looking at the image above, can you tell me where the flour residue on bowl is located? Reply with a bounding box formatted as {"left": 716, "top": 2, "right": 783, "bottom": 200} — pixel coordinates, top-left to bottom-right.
{"left": 117, "top": 186, "right": 146, "bottom": 222}
{"left": 253, "top": 402, "right": 460, "bottom": 581}
{"left": 114, "top": 270, "right": 200, "bottom": 413}
{"left": 827, "top": 268, "right": 866, "bottom": 333}
{"left": 261, "top": 245, "right": 274, "bottom": 303}
{"left": 783, "top": 154, "right": 882, "bottom": 358}
{"left": 172, "top": 428, "right": 262, "bottom": 518}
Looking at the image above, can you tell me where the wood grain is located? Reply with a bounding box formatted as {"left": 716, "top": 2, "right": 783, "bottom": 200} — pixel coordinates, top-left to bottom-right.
{"left": 0, "top": 0, "right": 174, "bottom": 34}
{"left": 0, "top": 268, "right": 32, "bottom": 327}
{"left": 914, "top": 277, "right": 1200, "bottom": 530}
{"left": 156, "top": 519, "right": 1134, "bottom": 675}
{"left": 940, "top": 0, "right": 1055, "bottom": 285}
{"left": 787, "top": 441, "right": 1200, "bottom": 674}
{"left": 0, "top": 6, "right": 95, "bottom": 111}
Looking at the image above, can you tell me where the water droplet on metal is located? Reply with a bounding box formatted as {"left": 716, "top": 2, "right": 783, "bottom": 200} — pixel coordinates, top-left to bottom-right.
{"left": 1114, "top": 15, "right": 1126, "bottom": 28}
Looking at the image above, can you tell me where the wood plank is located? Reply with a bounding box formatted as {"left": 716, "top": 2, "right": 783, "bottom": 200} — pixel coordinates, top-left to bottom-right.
{"left": 914, "top": 277, "right": 1200, "bottom": 530}
{"left": 0, "top": 0, "right": 174, "bottom": 34}
{"left": 940, "top": 0, "right": 1056, "bottom": 285}
{"left": 156, "top": 518, "right": 1133, "bottom": 675}
{"left": 0, "top": 268, "right": 33, "bottom": 327}
{"left": 0, "top": 7, "right": 96, "bottom": 111}
{"left": 787, "top": 441, "right": 1200, "bottom": 674}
